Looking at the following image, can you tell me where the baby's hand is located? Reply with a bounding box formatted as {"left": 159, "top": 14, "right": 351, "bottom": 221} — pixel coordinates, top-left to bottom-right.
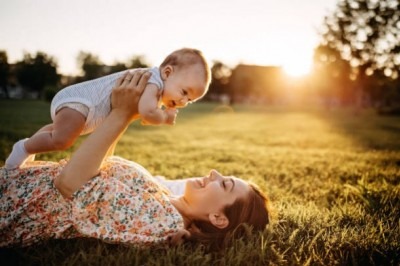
{"left": 165, "top": 108, "right": 178, "bottom": 125}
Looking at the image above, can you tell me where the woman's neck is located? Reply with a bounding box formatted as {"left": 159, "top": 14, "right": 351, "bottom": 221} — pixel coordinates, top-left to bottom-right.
{"left": 169, "top": 196, "right": 193, "bottom": 229}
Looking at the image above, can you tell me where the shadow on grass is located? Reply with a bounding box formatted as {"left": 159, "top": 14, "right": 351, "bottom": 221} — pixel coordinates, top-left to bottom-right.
{"left": 313, "top": 108, "right": 400, "bottom": 151}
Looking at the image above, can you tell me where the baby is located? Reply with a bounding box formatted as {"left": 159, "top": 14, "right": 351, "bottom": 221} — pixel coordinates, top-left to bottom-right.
{"left": 5, "top": 48, "right": 211, "bottom": 169}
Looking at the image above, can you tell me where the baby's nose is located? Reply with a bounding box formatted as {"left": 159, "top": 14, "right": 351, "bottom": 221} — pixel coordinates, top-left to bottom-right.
{"left": 179, "top": 98, "right": 189, "bottom": 107}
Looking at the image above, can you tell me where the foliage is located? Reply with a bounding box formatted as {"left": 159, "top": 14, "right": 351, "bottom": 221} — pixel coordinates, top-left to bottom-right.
{"left": 0, "top": 100, "right": 399, "bottom": 265}
{"left": 314, "top": 0, "right": 400, "bottom": 106}
{"left": 207, "top": 61, "right": 232, "bottom": 98}
{"left": 127, "top": 55, "right": 148, "bottom": 69}
{"left": 76, "top": 52, "right": 149, "bottom": 82}
{"left": 321, "top": 0, "right": 400, "bottom": 77}
{"left": 77, "top": 51, "right": 105, "bottom": 81}
{"left": 15, "top": 52, "right": 60, "bottom": 95}
{"left": 43, "top": 86, "right": 59, "bottom": 102}
{"left": 313, "top": 44, "right": 354, "bottom": 104}
{"left": 0, "top": 51, "right": 10, "bottom": 98}
{"left": 106, "top": 62, "right": 128, "bottom": 74}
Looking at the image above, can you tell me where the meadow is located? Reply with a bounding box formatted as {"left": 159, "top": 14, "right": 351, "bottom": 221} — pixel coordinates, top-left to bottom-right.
{"left": 0, "top": 99, "right": 399, "bottom": 265}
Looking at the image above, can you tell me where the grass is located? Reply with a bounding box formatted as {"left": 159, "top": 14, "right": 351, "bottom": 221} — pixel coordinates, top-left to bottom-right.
{"left": 0, "top": 99, "right": 399, "bottom": 265}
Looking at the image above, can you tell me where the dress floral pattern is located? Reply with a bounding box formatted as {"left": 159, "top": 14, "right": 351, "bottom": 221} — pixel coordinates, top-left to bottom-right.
{"left": 0, "top": 156, "right": 184, "bottom": 248}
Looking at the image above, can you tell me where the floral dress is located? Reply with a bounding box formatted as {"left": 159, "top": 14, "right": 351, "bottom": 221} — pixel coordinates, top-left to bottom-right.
{"left": 0, "top": 156, "right": 184, "bottom": 248}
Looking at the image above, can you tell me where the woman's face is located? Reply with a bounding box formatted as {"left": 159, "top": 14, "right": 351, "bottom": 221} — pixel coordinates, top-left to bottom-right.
{"left": 183, "top": 169, "right": 250, "bottom": 221}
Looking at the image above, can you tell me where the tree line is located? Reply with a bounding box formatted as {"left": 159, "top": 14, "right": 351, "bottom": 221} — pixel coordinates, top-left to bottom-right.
{"left": 0, "top": 50, "right": 150, "bottom": 100}
{"left": 1, "top": 0, "right": 399, "bottom": 110}
{"left": 312, "top": 0, "right": 400, "bottom": 111}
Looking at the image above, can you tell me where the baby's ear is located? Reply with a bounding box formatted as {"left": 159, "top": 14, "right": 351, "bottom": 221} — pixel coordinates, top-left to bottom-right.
{"left": 168, "top": 229, "right": 190, "bottom": 246}
{"left": 161, "top": 65, "right": 173, "bottom": 79}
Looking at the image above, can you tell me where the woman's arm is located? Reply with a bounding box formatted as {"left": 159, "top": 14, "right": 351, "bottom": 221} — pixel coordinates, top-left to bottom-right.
{"left": 55, "top": 71, "right": 150, "bottom": 198}
{"left": 105, "top": 139, "right": 118, "bottom": 157}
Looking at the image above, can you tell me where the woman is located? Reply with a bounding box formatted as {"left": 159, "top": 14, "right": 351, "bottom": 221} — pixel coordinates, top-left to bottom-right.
{"left": 0, "top": 71, "right": 271, "bottom": 250}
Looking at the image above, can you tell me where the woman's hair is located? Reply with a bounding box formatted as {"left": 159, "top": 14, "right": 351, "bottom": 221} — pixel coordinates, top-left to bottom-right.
{"left": 188, "top": 182, "right": 271, "bottom": 251}
{"left": 160, "top": 48, "right": 211, "bottom": 87}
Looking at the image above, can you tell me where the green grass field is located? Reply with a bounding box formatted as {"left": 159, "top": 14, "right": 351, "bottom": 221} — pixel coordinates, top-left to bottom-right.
{"left": 1, "top": 99, "right": 399, "bottom": 265}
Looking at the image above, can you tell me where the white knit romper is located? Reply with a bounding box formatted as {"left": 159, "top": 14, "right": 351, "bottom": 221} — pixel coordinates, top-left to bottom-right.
{"left": 50, "top": 67, "right": 163, "bottom": 135}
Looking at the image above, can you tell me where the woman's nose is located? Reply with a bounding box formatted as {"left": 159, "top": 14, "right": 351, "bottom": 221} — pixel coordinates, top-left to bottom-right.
{"left": 209, "top": 169, "right": 221, "bottom": 181}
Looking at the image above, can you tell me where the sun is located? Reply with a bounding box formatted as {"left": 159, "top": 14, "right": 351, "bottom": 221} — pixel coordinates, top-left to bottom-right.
{"left": 283, "top": 61, "right": 311, "bottom": 78}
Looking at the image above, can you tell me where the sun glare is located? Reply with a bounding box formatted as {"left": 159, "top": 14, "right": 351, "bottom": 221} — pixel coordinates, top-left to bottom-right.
{"left": 283, "top": 62, "right": 311, "bottom": 78}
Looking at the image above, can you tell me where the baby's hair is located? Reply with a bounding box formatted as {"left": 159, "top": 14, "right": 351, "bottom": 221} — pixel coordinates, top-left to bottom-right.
{"left": 160, "top": 48, "right": 211, "bottom": 87}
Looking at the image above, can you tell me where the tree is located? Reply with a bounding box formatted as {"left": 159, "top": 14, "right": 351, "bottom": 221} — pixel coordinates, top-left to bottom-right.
{"left": 76, "top": 53, "right": 149, "bottom": 83}
{"left": 0, "top": 51, "right": 10, "bottom": 98}
{"left": 77, "top": 52, "right": 104, "bottom": 80}
{"left": 127, "top": 55, "right": 148, "bottom": 69}
{"left": 313, "top": 44, "right": 353, "bottom": 104}
{"left": 106, "top": 63, "right": 128, "bottom": 75}
{"left": 15, "top": 52, "right": 59, "bottom": 96}
{"left": 318, "top": 0, "right": 400, "bottom": 104}
{"left": 207, "top": 61, "right": 232, "bottom": 100}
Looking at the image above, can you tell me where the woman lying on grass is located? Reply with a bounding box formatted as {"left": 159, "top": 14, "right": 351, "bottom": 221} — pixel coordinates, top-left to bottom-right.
{"left": 0, "top": 71, "right": 271, "bottom": 250}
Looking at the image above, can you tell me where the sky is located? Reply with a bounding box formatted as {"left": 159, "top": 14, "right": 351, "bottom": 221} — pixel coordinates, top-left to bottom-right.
{"left": 0, "top": 0, "right": 338, "bottom": 76}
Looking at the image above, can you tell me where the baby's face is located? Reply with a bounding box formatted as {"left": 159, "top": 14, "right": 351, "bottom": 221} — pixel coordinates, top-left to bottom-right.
{"left": 161, "top": 64, "right": 208, "bottom": 108}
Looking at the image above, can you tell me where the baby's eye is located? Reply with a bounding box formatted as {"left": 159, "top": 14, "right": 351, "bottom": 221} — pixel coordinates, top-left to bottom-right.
{"left": 222, "top": 180, "right": 226, "bottom": 189}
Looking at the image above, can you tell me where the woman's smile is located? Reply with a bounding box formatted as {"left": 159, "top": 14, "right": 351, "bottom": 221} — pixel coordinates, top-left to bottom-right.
{"left": 195, "top": 176, "right": 206, "bottom": 188}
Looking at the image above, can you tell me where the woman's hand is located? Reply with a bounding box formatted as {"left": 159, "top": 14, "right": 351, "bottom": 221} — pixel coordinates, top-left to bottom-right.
{"left": 168, "top": 229, "right": 191, "bottom": 247}
{"left": 111, "top": 71, "right": 151, "bottom": 122}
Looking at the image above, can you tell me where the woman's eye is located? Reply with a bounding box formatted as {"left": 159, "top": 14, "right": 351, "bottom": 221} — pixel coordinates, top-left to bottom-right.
{"left": 182, "top": 90, "right": 187, "bottom": 95}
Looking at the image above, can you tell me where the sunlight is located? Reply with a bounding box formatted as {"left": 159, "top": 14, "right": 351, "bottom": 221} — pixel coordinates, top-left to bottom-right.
{"left": 283, "top": 61, "right": 311, "bottom": 78}
{"left": 280, "top": 46, "right": 313, "bottom": 78}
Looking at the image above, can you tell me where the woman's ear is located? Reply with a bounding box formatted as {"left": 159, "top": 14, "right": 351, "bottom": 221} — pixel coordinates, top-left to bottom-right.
{"left": 161, "top": 65, "right": 173, "bottom": 80}
{"left": 208, "top": 212, "right": 229, "bottom": 229}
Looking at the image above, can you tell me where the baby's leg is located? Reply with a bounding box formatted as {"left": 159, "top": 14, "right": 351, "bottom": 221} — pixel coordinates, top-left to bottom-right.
{"left": 5, "top": 108, "right": 86, "bottom": 169}
{"left": 23, "top": 124, "right": 55, "bottom": 163}
{"left": 26, "top": 108, "right": 86, "bottom": 153}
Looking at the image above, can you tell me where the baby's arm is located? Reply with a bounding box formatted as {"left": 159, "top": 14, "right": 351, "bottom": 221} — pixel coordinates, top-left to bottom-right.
{"left": 139, "top": 84, "right": 177, "bottom": 125}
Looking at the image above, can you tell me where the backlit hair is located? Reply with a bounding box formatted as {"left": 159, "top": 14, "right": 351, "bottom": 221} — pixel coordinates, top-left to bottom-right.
{"left": 188, "top": 182, "right": 271, "bottom": 251}
{"left": 160, "top": 48, "right": 211, "bottom": 88}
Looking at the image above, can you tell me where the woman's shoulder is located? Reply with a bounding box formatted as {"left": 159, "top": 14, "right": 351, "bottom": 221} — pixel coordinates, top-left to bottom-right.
{"left": 102, "top": 156, "right": 153, "bottom": 177}
{"left": 101, "top": 156, "right": 182, "bottom": 216}
{"left": 70, "top": 156, "right": 184, "bottom": 244}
